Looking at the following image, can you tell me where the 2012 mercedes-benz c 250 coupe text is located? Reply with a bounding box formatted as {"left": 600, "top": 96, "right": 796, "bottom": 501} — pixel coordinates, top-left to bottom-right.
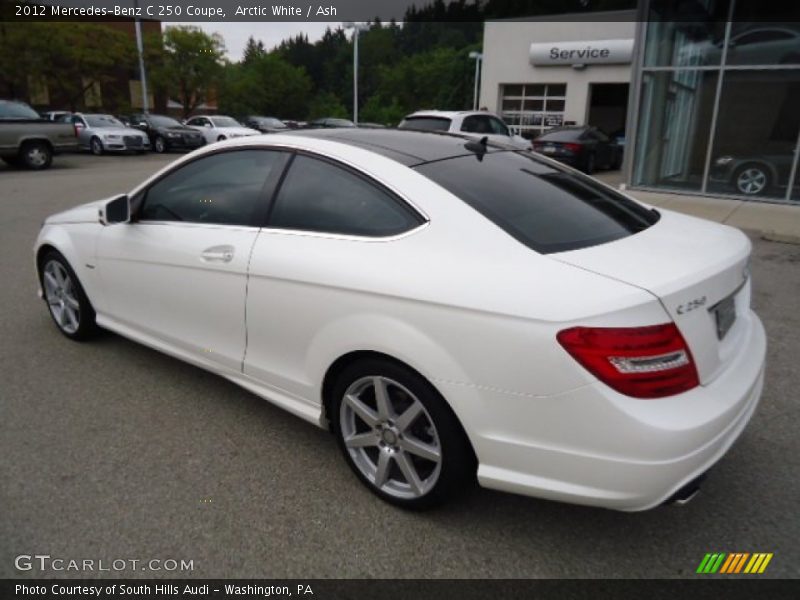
{"left": 34, "top": 129, "right": 766, "bottom": 510}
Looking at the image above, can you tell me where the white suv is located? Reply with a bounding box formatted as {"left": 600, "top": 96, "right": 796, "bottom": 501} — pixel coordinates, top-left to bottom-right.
{"left": 399, "top": 110, "right": 530, "bottom": 150}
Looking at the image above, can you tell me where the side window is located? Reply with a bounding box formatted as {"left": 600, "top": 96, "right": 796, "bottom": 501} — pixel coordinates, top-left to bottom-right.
{"left": 139, "top": 150, "right": 283, "bottom": 226}
{"left": 489, "top": 117, "right": 510, "bottom": 136}
{"left": 268, "top": 155, "right": 423, "bottom": 237}
{"left": 461, "top": 115, "right": 493, "bottom": 134}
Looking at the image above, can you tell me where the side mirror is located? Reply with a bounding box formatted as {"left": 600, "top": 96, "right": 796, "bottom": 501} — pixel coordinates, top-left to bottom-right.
{"left": 99, "top": 194, "right": 130, "bottom": 226}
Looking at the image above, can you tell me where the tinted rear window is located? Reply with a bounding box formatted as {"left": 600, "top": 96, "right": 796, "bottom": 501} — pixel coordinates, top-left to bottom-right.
{"left": 536, "top": 128, "right": 585, "bottom": 141}
{"left": 414, "top": 152, "right": 659, "bottom": 254}
{"left": 399, "top": 117, "right": 452, "bottom": 131}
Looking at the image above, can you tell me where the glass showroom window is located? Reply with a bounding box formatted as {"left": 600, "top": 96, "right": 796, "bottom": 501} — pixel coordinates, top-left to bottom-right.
{"left": 500, "top": 83, "right": 566, "bottom": 140}
{"left": 630, "top": 0, "right": 800, "bottom": 203}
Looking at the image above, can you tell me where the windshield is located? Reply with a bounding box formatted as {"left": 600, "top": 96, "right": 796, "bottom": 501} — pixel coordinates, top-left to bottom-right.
{"left": 398, "top": 117, "right": 452, "bottom": 131}
{"left": 85, "top": 115, "right": 124, "bottom": 128}
{"left": 149, "top": 115, "right": 182, "bottom": 128}
{"left": 0, "top": 101, "right": 41, "bottom": 120}
{"left": 415, "top": 151, "right": 659, "bottom": 254}
{"left": 210, "top": 116, "right": 241, "bottom": 128}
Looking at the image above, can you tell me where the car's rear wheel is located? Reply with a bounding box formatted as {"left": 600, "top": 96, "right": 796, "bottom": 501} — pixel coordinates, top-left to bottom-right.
{"left": 39, "top": 251, "right": 98, "bottom": 340}
{"left": 21, "top": 141, "right": 52, "bottom": 170}
{"left": 154, "top": 136, "right": 166, "bottom": 153}
{"left": 734, "top": 164, "right": 770, "bottom": 196}
{"left": 90, "top": 137, "right": 104, "bottom": 156}
{"left": 331, "top": 358, "right": 475, "bottom": 509}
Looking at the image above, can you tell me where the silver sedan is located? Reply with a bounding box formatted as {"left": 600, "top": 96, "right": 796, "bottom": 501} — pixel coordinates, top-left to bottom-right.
{"left": 69, "top": 113, "right": 150, "bottom": 155}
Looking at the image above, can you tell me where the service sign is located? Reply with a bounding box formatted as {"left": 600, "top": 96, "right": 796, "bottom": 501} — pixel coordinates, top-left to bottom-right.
{"left": 529, "top": 39, "right": 634, "bottom": 66}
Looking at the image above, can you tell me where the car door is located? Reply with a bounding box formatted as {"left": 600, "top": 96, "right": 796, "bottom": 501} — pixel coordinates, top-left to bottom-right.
{"left": 243, "top": 152, "right": 425, "bottom": 403}
{"left": 95, "top": 148, "right": 289, "bottom": 373}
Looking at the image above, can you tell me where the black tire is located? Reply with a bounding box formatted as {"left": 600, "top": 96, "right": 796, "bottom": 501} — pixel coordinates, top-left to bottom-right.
{"left": 583, "top": 153, "right": 595, "bottom": 175}
{"left": 217, "top": 135, "right": 227, "bottom": 142}
{"left": 90, "top": 136, "right": 104, "bottom": 156}
{"left": 330, "top": 357, "right": 476, "bottom": 509}
{"left": 733, "top": 163, "right": 771, "bottom": 196}
{"left": 20, "top": 140, "right": 53, "bottom": 170}
{"left": 38, "top": 250, "right": 99, "bottom": 341}
{"left": 154, "top": 136, "right": 167, "bottom": 153}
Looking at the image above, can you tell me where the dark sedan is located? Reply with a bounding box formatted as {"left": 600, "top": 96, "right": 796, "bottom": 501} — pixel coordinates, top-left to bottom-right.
{"left": 709, "top": 151, "right": 797, "bottom": 197}
{"left": 243, "top": 116, "right": 290, "bottom": 134}
{"left": 532, "top": 126, "right": 622, "bottom": 174}
{"left": 307, "top": 117, "right": 356, "bottom": 129}
{"left": 128, "top": 113, "right": 206, "bottom": 153}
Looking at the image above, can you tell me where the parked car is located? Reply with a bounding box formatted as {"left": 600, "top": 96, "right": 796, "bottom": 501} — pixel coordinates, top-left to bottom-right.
{"left": 243, "top": 116, "right": 290, "bottom": 134}
{"left": 679, "top": 26, "right": 800, "bottom": 66}
{"left": 358, "top": 122, "right": 388, "bottom": 129}
{"left": 34, "top": 128, "right": 764, "bottom": 511}
{"left": 710, "top": 152, "right": 797, "bottom": 196}
{"left": 282, "top": 120, "right": 307, "bottom": 129}
{"left": 184, "top": 115, "right": 260, "bottom": 144}
{"left": 69, "top": 113, "right": 150, "bottom": 155}
{"left": 398, "top": 110, "right": 530, "bottom": 150}
{"left": 307, "top": 117, "right": 356, "bottom": 129}
{"left": 128, "top": 113, "right": 206, "bottom": 153}
{"left": 0, "top": 100, "right": 77, "bottom": 169}
{"left": 532, "top": 126, "right": 623, "bottom": 174}
{"left": 41, "top": 110, "right": 72, "bottom": 122}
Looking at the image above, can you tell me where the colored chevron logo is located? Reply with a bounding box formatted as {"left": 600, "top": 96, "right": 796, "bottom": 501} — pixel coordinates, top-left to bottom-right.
{"left": 696, "top": 552, "right": 773, "bottom": 574}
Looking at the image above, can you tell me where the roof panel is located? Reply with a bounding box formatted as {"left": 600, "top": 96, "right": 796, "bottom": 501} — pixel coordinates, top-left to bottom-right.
{"left": 285, "top": 128, "right": 507, "bottom": 166}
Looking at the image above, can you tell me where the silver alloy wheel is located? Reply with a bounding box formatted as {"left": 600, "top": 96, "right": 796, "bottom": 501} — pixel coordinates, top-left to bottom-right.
{"left": 26, "top": 145, "right": 48, "bottom": 167}
{"left": 340, "top": 376, "right": 442, "bottom": 499}
{"left": 154, "top": 137, "right": 165, "bottom": 152}
{"left": 91, "top": 138, "right": 103, "bottom": 155}
{"left": 43, "top": 260, "right": 80, "bottom": 334}
{"left": 736, "top": 167, "right": 767, "bottom": 195}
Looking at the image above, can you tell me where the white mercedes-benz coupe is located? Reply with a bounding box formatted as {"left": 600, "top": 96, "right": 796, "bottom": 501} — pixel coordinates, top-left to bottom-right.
{"left": 34, "top": 129, "right": 766, "bottom": 510}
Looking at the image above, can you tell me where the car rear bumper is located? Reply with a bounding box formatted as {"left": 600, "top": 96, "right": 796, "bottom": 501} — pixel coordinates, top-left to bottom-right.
{"left": 443, "top": 310, "right": 766, "bottom": 511}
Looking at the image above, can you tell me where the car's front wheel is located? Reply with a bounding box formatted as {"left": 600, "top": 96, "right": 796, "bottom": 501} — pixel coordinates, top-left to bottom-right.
{"left": 154, "top": 136, "right": 167, "bottom": 153}
{"left": 331, "top": 358, "right": 475, "bottom": 509}
{"left": 39, "top": 251, "right": 98, "bottom": 340}
{"left": 90, "top": 137, "right": 104, "bottom": 156}
{"left": 734, "top": 164, "right": 770, "bottom": 196}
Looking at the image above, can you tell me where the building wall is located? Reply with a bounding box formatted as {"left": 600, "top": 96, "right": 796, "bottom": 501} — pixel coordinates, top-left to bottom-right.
{"left": 480, "top": 18, "right": 636, "bottom": 126}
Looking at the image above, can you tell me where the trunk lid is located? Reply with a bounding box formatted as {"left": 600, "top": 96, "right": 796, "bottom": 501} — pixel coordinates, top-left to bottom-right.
{"left": 552, "top": 210, "right": 752, "bottom": 384}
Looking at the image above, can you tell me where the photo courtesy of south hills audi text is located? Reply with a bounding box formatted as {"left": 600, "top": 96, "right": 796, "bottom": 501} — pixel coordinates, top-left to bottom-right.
{"left": 13, "top": 584, "right": 316, "bottom": 597}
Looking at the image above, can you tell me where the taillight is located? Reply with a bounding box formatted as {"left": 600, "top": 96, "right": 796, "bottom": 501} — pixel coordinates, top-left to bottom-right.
{"left": 564, "top": 142, "right": 582, "bottom": 153}
{"left": 556, "top": 323, "right": 699, "bottom": 399}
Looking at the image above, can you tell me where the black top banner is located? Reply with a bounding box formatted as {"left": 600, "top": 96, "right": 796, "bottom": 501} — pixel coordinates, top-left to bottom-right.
{"left": 4, "top": 0, "right": 799, "bottom": 23}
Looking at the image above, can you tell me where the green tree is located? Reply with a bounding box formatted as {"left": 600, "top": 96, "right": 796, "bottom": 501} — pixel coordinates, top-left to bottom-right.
{"left": 219, "top": 53, "right": 312, "bottom": 120}
{"left": 306, "top": 92, "right": 349, "bottom": 120}
{"left": 0, "top": 22, "right": 133, "bottom": 110}
{"left": 149, "top": 26, "right": 226, "bottom": 118}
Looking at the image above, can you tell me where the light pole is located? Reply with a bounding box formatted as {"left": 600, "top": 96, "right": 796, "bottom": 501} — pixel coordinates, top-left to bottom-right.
{"left": 344, "top": 22, "right": 369, "bottom": 125}
{"left": 469, "top": 51, "right": 483, "bottom": 110}
{"left": 133, "top": 0, "right": 149, "bottom": 113}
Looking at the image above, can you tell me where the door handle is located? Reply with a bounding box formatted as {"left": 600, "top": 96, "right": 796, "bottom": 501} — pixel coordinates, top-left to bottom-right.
{"left": 200, "top": 245, "right": 234, "bottom": 263}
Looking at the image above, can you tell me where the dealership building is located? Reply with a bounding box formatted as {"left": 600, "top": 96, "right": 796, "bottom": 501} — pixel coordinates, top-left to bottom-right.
{"left": 478, "top": 3, "right": 800, "bottom": 204}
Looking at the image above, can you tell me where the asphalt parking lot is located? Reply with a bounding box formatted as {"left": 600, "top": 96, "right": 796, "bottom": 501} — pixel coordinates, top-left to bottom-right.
{"left": 1, "top": 153, "right": 799, "bottom": 578}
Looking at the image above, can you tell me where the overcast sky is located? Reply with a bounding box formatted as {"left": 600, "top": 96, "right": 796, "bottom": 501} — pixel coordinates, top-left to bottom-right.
{"left": 171, "top": 22, "right": 344, "bottom": 60}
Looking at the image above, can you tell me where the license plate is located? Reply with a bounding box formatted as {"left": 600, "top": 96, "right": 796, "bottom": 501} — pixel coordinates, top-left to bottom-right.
{"left": 712, "top": 295, "right": 737, "bottom": 340}
{"left": 543, "top": 145, "right": 556, "bottom": 154}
